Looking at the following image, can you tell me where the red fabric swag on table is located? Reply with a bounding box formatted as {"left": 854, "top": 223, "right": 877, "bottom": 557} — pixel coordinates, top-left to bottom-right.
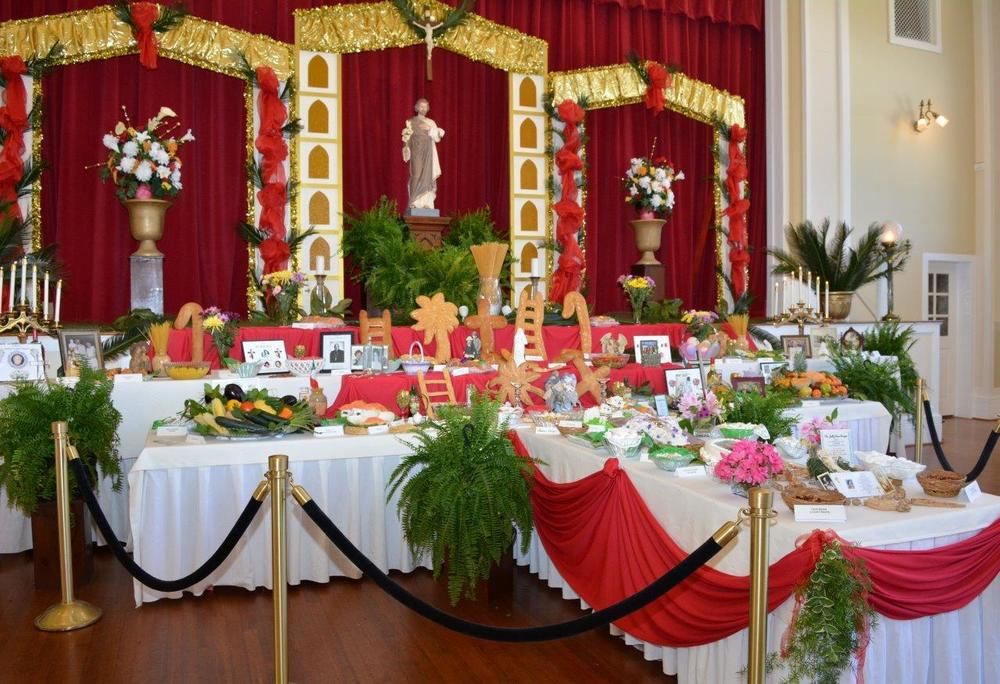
{"left": 130, "top": 2, "right": 160, "bottom": 69}
{"left": 0, "top": 56, "right": 28, "bottom": 220}
{"left": 644, "top": 63, "right": 671, "bottom": 114}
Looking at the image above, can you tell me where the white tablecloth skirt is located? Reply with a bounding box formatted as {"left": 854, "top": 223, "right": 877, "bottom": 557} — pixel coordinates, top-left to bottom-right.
{"left": 516, "top": 529, "right": 1000, "bottom": 684}
{"left": 129, "top": 453, "right": 427, "bottom": 605}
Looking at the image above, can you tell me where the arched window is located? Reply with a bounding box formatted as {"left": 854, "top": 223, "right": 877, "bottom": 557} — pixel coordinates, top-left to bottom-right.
{"left": 307, "top": 56, "right": 329, "bottom": 89}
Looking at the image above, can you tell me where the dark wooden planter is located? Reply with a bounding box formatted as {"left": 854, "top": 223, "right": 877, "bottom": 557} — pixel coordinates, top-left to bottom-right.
{"left": 30, "top": 498, "right": 93, "bottom": 591}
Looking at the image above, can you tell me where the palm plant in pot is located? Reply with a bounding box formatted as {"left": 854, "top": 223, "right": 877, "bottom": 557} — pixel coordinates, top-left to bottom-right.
{"left": 768, "top": 220, "right": 891, "bottom": 320}
{"left": 0, "top": 365, "right": 122, "bottom": 589}
{"left": 387, "top": 392, "right": 536, "bottom": 605}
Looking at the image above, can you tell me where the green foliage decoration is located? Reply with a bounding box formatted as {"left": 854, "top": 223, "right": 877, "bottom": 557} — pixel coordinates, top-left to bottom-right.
{"left": 860, "top": 322, "right": 919, "bottom": 401}
{"left": 829, "top": 349, "right": 915, "bottom": 418}
{"left": 722, "top": 391, "right": 797, "bottom": 442}
{"left": 768, "top": 220, "right": 891, "bottom": 292}
{"left": 387, "top": 393, "right": 536, "bottom": 605}
{"left": 0, "top": 366, "right": 122, "bottom": 515}
{"left": 101, "top": 308, "right": 166, "bottom": 362}
{"left": 778, "top": 542, "right": 877, "bottom": 684}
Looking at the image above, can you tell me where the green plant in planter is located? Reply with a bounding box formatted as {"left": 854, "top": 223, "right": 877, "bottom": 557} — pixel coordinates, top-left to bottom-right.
{"left": 828, "top": 349, "right": 915, "bottom": 418}
{"left": 0, "top": 365, "right": 122, "bottom": 515}
{"left": 768, "top": 220, "right": 888, "bottom": 292}
{"left": 387, "top": 393, "right": 536, "bottom": 605}
{"left": 722, "top": 391, "right": 796, "bottom": 442}
{"left": 860, "top": 322, "right": 918, "bottom": 402}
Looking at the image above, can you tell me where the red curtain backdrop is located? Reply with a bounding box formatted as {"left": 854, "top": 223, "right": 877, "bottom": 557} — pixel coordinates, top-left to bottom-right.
{"left": 0, "top": 0, "right": 764, "bottom": 321}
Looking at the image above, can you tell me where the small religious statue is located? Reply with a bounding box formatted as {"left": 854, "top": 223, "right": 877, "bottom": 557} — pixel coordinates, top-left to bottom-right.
{"left": 544, "top": 372, "right": 580, "bottom": 414}
{"left": 401, "top": 98, "right": 445, "bottom": 213}
{"left": 310, "top": 273, "right": 334, "bottom": 316}
{"left": 128, "top": 341, "right": 152, "bottom": 375}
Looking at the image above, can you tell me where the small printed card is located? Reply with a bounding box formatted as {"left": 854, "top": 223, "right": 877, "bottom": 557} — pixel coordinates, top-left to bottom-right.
{"left": 826, "top": 471, "right": 883, "bottom": 499}
{"left": 367, "top": 424, "right": 390, "bottom": 435}
{"left": 794, "top": 505, "right": 848, "bottom": 523}
{"left": 155, "top": 425, "right": 188, "bottom": 438}
{"left": 674, "top": 465, "right": 707, "bottom": 478}
{"left": 960, "top": 480, "right": 982, "bottom": 503}
{"left": 450, "top": 367, "right": 470, "bottom": 377}
{"left": 314, "top": 425, "right": 345, "bottom": 437}
{"left": 558, "top": 420, "right": 583, "bottom": 429}
{"left": 653, "top": 394, "right": 669, "bottom": 417}
{"left": 819, "top": 429, "right": 854, "bottom": 465}
{"left": 586, "top": 423, "right": 605, "bottom": 433}
{"left": 114, "top": 373, "right": 144, "bottom": 383}
{"left": 535, "top": 425, "right": 561, "bottom": 435}
{"left": 185, "top": 434, "right": 206, "bottom": 445}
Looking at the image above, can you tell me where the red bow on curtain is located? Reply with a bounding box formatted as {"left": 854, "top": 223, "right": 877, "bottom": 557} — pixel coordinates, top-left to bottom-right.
{"left": 259, "top": 236, "right": 290, "bottom": 275}
{"left": 0, "top": 56, "right": 28, "bottom": 220}
{"left": 549, "top": 100, "right": 586, "bottom": 303}
{"left": 130, "top": 2, "right": 160, "bottom": 70}
{"left": 723, "top": 124, "right": 750, "bottom": 295}
{"left": 644, "top": 63, "right": 672, "bottom": 114}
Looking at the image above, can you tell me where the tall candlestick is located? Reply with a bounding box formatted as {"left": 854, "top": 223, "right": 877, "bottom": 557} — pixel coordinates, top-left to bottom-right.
{"left": 43, "top": 272, "right": 50, "bottom": 320}
{"left": 797, "top": 267, "right": 803, "bottom": 302}
{"left": 825, "top": 280, "right": 830, "bottom": 318}
{"left": 55, "top": 279, "right": 62, "bottom": 325}
{"left": 31, "top": 264, "right": 37, "bottom": 312}
{"left": 20, "top": 258, "right": 26, "bottom": 306}
{"left": 772, "top": 281, "right": 779, "bottom": 317}
{"left": 807, "top": 271, "right": 812, "bottom": 296}
{"left": 782, "top": 276, "right": 788, "bottom": 313}
{"left": 7, "top": 264, "right": 14, "bottom": 309}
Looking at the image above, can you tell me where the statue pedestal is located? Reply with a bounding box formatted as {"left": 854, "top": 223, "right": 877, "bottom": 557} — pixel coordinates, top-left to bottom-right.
{"left": 404, "top": 214, "right": 450, "bottom": 250}
{"left": 130, "top": 255, "right": 164, "bottom": 314}
{"left": 630, "top": 263, "right": 666, "bottom": 301}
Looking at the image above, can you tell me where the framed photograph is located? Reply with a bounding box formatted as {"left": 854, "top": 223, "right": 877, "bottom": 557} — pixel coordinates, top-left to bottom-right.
{"left": 840, "top": 327, "right": 864, "bottom": 352}
{"left": 319, "top": 332, "right": 354, "bottom": 373}
{"left": 759, "top": 361, "right": 788, "bottom": 385}
{"left": 350, "top": 344, "right": 366, "bottom": 371}
{"left": 664, "top": 367, "right": 703, "bottom": 400}
{"left": 633, "top": 335, "right": 672, "bottom": 365}
{"left": 781, "top": 335, "right": 812, "bottom": 361}
{"left": 732, "top": 376, "right": 767, "bottom": 395}
{"left": 241, "top": 339, "right": 288, "bottom": 374}
{"left": 809, "top": 325, "right": 838, "bottom": 359}
{"left": 58, "top": 329, "right": 104, "bottom": 375}
{"left": 370, "top": 344, "right": 388, "bottom": 371}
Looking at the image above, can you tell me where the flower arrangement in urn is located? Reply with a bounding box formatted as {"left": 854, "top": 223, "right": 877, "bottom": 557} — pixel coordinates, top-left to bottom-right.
{"left": 623, "top": 154, "right": 684, "bottom": 218}
{"left": 618, "top": 274, "right": 655, "bottom": 324}
{"left": 678, "top": 309, "right": 725, "bottom": 362}
{"left": 253, "top": 269, "right": 307, "bottom": 326}
{"left": 99, "top": 106, "right": 193, "bottom": 201}
{"left": 713, "top": 439, "right": 784, "bottom": 496}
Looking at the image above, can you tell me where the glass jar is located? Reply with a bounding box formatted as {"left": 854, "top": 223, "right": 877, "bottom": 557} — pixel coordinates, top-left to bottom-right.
{"left": 478, "top": 276, "right": 502, "bottom": 315}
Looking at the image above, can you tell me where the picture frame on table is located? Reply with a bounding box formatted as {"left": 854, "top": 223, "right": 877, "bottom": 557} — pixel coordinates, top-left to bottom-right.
{"left": 809, "top": 325, "right": 839, "bottom": 359}
{"left": 732, "top": 376, "right": 767, "bottom": 395}
{"left": 759, "top": 361, "right": 788, "bottom": 385}
{"left": 350, "top": 344, "right": 389, "bottom": 372}
{"left": 781, "top": 335, "right": 812, "bottom": 361}
{"left": 664, "top": 367, "right": 703, "bottom": 401}
{"left": 58, "top": 329, "right": 104, "bottom": 375}
{"left": 633, "top": 335, "right": 672, "bottom": 366}
{"left": 840, "top": 327, "right": 864, "bottom": 352}
{"left": 319, "top": 331, "right": 354, "bottom": 373}
{"left": 350, "top": 345, "right": 365, "bottom": 371}
{"left": 241, "top": 339, "right": 287, "bottom": 374}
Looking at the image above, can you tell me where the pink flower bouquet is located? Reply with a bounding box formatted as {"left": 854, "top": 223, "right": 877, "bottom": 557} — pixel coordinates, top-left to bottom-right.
{"left": 713, "top": 439, "right": 784, "bottom": 489}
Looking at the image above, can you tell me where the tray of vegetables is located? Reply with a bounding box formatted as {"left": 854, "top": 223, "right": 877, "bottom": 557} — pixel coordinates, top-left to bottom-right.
{"left": 183, "top": 384, "right": 316, "bottom": 438}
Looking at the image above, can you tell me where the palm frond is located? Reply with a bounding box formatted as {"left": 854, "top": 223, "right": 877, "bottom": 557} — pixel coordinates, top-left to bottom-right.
{"left": 15, "top": 161, "right": 44, "bottom": 198}
{"left": 101, "top": 308, "right": 167, "bottom": 362}
{"left": 281, "top": 119, "right": 302, "bottom": 138}
{"left": 111, "top": 1, "right": 133, "bottom": 27}
{"left": 769, "top": 219, "right": 887, "bottom": 291}
{"left": 238, "top": 221, "right": 266, "bottom": 247}
{"left": 151, "top": 3, "right": 188, "bottom": 33}
{"left": 626, "top": 51, "right": 650, "bottom": 85}
{"left": 25, "top": 42, "right": 64, "bottom": 79}
{"left": 229, "top": 49, "right": 257, "bottom": 85}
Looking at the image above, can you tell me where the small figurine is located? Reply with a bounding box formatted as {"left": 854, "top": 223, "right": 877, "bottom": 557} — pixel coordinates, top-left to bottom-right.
{"left": 600, "top": 332, "right": 628, "bottom": 355}
{"left": 543, "top": 372, "right": 580, "bottom": 413}
{"left": 128, "top": 341, "right": 152, "bottom": 375}
{"left": 463, "top": 331, "right": 482, "bottom": 360}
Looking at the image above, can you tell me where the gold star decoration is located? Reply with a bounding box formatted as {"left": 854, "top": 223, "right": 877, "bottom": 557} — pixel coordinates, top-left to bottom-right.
{"left": 465, "top": 297, "right": 507, "bottom": 361}
{"left": 487, "top": 351, "right": 546, "bottom": 406}
{"left": 410, "top": 292, "right": 459, "bottom": 363}
{"left": 573, "top": 356, "right": 611, "bottom": 402}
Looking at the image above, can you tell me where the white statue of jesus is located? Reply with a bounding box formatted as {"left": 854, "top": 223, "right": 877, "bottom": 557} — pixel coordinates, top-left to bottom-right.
{"left": 401, "top": 98, "right": 445, "bottom": 211}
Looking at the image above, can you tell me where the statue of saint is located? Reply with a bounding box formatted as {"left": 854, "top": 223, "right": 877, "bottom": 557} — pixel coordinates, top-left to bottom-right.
{"left": 401, "top": 98, "right": 445, "bottom": 211}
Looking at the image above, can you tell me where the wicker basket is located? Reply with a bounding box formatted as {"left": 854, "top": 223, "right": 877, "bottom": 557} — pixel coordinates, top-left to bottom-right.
{"left": 591, "top": 353, "right": 630, "bottom": 369}
{"left": 557, "top": 424, "right": 588, "bottom": 436}
{"left": 916, "top": 469, "right": 966, "bottom": 498}
{"left": 779, "top": 485, "right": 847, "bottom": 511}
{"left": 401, "top": 342, "right": 432, "bottom": 376}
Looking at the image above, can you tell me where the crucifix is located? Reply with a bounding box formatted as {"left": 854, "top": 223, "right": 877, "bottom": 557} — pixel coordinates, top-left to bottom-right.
{"left": 415, "top": 10, "right": 442, "bottom": 80}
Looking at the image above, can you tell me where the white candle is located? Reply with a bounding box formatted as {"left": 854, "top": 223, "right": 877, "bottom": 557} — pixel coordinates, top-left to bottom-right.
{"left": 807, "top": 271, "right": 812, "bottom": 296}
{"left": 315, "top": 255, "right": 325, "bottom": 273}
{"left": 782, "top": 276, "right": 788, "bottom": 313}
{"left": 797, "top": 267, "right": 803, "bottom": 302}
{"left": 19, "top": 258, "right": 26, "bottom": 306}
{"left": 7, "top": 264, "right": 14, "bottom": 309}
{"left": 55, "top": 279, "right": 62, "bottom": 325}
{"left": 43, "top": 272, "right": 50, "bottom": 320}
{"left": 531, "top": 258, "right": 544, "bottom": 278}
{"left": 0, "top": 264, "right": 4, "bottom": 313}
{"left": 825, "top": 280, "right": 830, "bottom": 317}
{"left": 31, "top": 264, "right": 37, "bottom": 312}
{"left": 772, "top": 281, "right": 778, "bottom": 317}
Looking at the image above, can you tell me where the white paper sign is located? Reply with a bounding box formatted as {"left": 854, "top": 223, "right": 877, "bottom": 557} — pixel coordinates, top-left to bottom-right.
{"left": 819, "top": 429, "right": 854, "bottom": 465}
{"left": 826, "top": 471, "right": 883, "bottom": 499}
{"left": 586, "top": 424, "right": 605, "bottom": 433}
{"left": 674, "top": 465, "right": 707, "bottom": 478}
{"left": 794, "top": 505, "right": 848, "bottom": 522}
{"left": 114, "top": 373, "right": 144, "bottom": 383}
{"left": 367, "top": 424, "right": 390, "bottom": 435}
{"left": 155, "top": 425, "right": 188, "bottom": 437}
{"left": 558, "top": 420, "right": 583, "bottom": 429}
{"left": 450, "top": 367, "right": 470, "bottom": 377}
{"left": 653, "top": 394, "right": 669, "bottom": 417}
{"left": 960, "top": 480, "right": 982, "bottom": 503}
{"left": 185, "top": 434, "right": 206, "bottom": 445}
{"left": 314, "top": 425, "right": 345, "bottom": 437}
{"left": 535, "top": 425, "right": 561, "bottom": 435}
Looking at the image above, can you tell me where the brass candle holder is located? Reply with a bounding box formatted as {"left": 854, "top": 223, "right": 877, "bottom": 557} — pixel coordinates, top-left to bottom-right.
{"left": 769, "top": 299, "right": 824, "bottom": 336}
{"left": 0, "top": 304, "right": 60, "bottom": 343}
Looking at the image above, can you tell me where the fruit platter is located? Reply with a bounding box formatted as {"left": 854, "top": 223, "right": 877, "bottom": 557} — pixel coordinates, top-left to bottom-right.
{"left": 770, "top": 370, "right": 848, "bottom": 399}
{"left": 183, "top": 383, "right": 316, "bottom": 438}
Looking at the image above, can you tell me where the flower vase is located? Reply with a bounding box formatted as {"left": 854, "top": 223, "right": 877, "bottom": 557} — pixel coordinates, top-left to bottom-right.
{"left": 123, "top": 198, "right": 171, "bottom": 257}
{"left": 730, "top": 482, "right": 751, "bottom": 498}
{"left": 478, "top": 276, "right": 502, "bottom": 315}
{"left": 629, "top": 217, "right": 666, "bottom": 267}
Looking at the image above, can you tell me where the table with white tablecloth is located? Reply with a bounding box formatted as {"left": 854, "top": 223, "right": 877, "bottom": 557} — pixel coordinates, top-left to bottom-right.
{"left": 515, "top": 429, "right": 1000, "bottom": 684}
{"left": 784, "top": 398, "right": 892, "bottom": 454}
{"left": 127, "top": 431, "right": 426, "bottom": 605}
{"left": 0, "top": 372, "right": 343, "bottom": 553}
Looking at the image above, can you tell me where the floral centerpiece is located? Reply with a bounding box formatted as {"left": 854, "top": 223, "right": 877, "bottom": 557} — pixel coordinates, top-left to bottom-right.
{"left": 100, "top": 106, "right": 193, "bottom": 201}
{"left": 798, "top": 409, "right": 846, "bottom": 450}
{"left": 678, "top": 309, "right": 724, "bottom": 362}
{"left": 713, "top": 439, "right": 784, "bottom": 496}
{"left": 678, "top": 390, "right": 722, "bottom": 435}
{"left": 623, "top": 155, "right": 684, "bottom": 218}
{"left": 254, "top": 269, "right": 307, "bottom": 326}
{"left": 201, "top": 307, "right": 240, "bottom": 357}
{"left": 618, "top": 274, "right": 655, "bottom": 323}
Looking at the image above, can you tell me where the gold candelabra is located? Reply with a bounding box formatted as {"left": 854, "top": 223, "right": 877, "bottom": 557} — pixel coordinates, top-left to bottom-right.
{"left": 769, "top": 299, "right": 825, "bottom": 336}
{"left": 0, "top": 304, "right": 60, "bottom": 343}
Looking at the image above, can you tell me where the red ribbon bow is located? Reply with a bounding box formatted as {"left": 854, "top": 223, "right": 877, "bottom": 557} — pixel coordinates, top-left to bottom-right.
{"left": 259, "top": 237, "right": 291, "bottom": 274}
{"left": 549, "top": 99, "right": 587, "bottom": 304}
{"left": 644, "top": 63, "right": 671, "bottom": 115}
{"left": 130, "top": 2, "right": 159, "bottom": 69}
{"left": 0, "top": 56, "right": 28, "bottom": 220}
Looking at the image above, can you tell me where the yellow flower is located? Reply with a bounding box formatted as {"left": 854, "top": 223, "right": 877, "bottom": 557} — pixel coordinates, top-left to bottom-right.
{"left": 203, "top": 315, "right": 224, "bottom": 331}
{"left": 625, "top": 277, "right": 650, "bottom": 289}
{"left": 264, "top": 270, "right": 292, "bottom": 285}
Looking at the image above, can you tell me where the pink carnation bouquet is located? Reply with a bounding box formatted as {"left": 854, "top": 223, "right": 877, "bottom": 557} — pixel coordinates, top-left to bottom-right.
{"left": 797, "top": 409, "right": 847, "bottom": 447}
{"left": 713, "top": 439, "right": 784, "bottom": 490}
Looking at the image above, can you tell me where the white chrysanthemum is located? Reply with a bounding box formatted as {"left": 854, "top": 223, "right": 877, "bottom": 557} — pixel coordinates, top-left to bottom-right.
{"left": 180, "top": 129, "right": 195, "bottom": 143}
{"left": 630, "top": 157, "right": 642, "bottom": 167}
{"left": 152, "top": 148, "right": 170, "bottom": 166}
{"left": 102, "top": 134, "right": 119, "bottom": 152}
{"left": 170, "top": 170, "right": 182, "bottom": 185}
{"left": 122, "top": 140, "right": 139, "bottom": 157}
{"left": 637, "top": 176, "right": 652, "bottom": 189}
{"left": 650, "top": 194, "right": 664, "bottom": 209}
{"left": 156, "top": 165, "right": 171, "bottom": 179}
{"left": 118, "top": 156, "right": 137, "bottom": 173}
{"left": 134, "top": 160, "right": 154, "bottom": 182}
{"left": 651, "top": 181, "right": 663, "bottom": 193}
{"left": 135, "top": 131, "right": 150, "bottom": 142}
{"left": 628, "top": 186, "right": 638, "bottom": 196}
{"left": 666, "top": 190, "right": 676, "bottom": 207}
{"left": 654, "top": 168, "right": 667, "bottom": 182}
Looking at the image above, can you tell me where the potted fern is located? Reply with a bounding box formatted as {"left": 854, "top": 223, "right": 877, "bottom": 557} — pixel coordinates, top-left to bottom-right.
{"left": 768, "top": 220, "right": 893, "bottom": 320}
{"left": 0, "top": 365, "right": 122, "bottom": 589}
{"left": 387, "top": 392, "right": 536, "bottom": 605}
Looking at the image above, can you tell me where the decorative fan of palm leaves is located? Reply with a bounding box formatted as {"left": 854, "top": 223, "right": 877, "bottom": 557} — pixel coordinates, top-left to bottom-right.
{"left": 768, "top": 220, "right": 890, "bottom": 292}
{"left": 393, "top": 0, "right": 475, "bottom": 40}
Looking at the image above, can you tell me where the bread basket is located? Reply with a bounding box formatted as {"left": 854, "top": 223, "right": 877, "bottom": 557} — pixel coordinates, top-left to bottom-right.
{"left": 400, "top": 342, "right": 432, "bottom": 376}
{"left": 916, "top": 469, "right": 966, "bottom": 498}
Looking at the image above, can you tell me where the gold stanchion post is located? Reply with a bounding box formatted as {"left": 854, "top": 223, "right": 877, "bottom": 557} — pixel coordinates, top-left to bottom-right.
{"left": 35, "top": 421, "right": 102, "bottom": 631}
{"left": 746, "top": 487, "right": 773, "bottom": 684}
{"left": 914, "top": 377, "right": 925, "bottom": 465}
{"left": 267, "top": 454, "right": 289, "bottom": 684}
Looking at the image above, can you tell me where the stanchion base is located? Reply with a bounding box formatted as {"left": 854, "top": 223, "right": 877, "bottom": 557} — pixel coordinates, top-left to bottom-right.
{"left": 34, "top": 600, "right": 102, "bottom": 632}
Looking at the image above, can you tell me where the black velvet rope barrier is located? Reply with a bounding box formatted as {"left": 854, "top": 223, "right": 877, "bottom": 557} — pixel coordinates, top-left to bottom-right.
{"left": 70, "top": 458, "right": 264, "bottom": 593}
{"left": 296, "top": 496, "right": 724, "bottom": 642}
{"left": 922, "top": 398, "right": 998, "bottom": 481}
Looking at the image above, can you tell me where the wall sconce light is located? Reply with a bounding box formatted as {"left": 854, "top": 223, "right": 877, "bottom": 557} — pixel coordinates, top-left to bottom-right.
{"left": 914, "top": 99, "right": 948, "bottom": 132}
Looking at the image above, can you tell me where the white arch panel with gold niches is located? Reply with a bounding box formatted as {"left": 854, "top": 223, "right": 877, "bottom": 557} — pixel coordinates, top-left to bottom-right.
{"left": 297, "top": 49, "right": 344, "bottom": 308}
{"left": 509, "top": 73, "right": 549, "bottom": 304}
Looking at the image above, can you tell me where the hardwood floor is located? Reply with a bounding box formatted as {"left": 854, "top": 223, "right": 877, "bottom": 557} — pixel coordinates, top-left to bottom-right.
{"left": 2, "top": 418, "right": 997, "bottom": 683}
